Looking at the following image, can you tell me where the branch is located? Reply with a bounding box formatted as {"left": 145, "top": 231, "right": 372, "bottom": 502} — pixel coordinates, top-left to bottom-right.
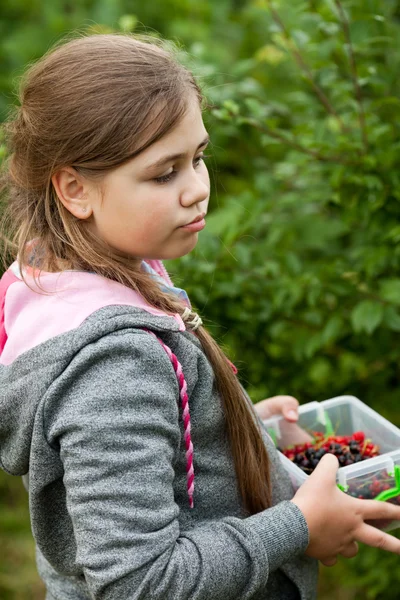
{"left": 265, "top": 0, "right": 348, "bottom": 134}
{"left": 241, "top": 117, "right": 358, "bottom": 165}
{"left": 334, "top": 0, "right": 368, "bottom": 150}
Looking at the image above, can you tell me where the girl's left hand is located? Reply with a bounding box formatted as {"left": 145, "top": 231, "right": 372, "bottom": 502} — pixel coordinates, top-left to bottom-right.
{"left": 254, "top": 395, "right": 313, "bottom": 445}
{"left": 254, "top": 395, "right": 301, "bottom": 421}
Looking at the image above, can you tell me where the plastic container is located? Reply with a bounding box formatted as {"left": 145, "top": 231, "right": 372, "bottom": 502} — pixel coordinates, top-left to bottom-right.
{"left": 263, "top": 395, "right": 400, "bottom": 526}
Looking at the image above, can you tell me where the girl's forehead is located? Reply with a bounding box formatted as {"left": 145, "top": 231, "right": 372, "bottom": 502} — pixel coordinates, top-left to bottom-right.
{"left": 154, "top": 103, "right": 205, "bottom": 147}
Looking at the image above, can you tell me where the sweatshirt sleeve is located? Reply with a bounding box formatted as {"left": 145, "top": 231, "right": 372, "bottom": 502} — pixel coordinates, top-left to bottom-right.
{"left": 44, "top": 329, "right": 309, "bottom": 600}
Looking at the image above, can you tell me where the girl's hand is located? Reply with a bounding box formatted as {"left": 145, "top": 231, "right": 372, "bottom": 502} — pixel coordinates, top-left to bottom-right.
{"left": 254, "top": 395, "right": 300, "bottom": 421}
{"left": 292, "top": 453, "right": 400, "bottom": 566}
{"left": 255, "top": 396, "right": 313, "bottom": 445}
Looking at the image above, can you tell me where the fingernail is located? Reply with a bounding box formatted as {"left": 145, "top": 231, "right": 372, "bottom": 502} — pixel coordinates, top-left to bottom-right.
{"left": 287, "top": 410, "right": 297, "bottom": 420}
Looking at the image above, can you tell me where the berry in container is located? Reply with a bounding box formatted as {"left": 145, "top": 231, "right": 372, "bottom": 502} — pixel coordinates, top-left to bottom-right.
{"left": 262, "top": 395, "right": 400, "bottom": 529}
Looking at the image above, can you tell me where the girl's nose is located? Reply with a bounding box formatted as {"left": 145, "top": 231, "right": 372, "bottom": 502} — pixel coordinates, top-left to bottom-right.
{"left": 180, "top": 170, "right": 210, "bottom": 207}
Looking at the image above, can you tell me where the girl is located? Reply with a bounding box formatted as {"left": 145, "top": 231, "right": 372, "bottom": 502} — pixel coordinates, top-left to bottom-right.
{"left": 0, "top": 33, "right": 400, "bottom": 600}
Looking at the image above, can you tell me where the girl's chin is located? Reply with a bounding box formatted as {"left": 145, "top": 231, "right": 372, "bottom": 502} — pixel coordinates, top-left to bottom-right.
{"left": 162, "top": 238, "right": 200, "bottom": 260}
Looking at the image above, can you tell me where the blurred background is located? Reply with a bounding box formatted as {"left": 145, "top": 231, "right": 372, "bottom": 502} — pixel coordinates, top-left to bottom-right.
{"left": 2, "top": 0, "right": 400, "bottom": 597}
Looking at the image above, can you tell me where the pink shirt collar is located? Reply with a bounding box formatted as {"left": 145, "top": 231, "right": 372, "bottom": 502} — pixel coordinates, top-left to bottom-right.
{"left": 0, "top": 261, "right": 185, "bottom": 365}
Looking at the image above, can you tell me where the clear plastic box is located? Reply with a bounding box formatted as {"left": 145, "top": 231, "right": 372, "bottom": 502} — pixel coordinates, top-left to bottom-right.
{"left": 263, "top": 395, "right": 400, "bottom": 527}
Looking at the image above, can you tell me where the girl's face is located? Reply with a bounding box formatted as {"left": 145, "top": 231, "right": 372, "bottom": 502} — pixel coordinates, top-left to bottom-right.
{"left": 88, "top": 100, "right": 210, "bottom": 261}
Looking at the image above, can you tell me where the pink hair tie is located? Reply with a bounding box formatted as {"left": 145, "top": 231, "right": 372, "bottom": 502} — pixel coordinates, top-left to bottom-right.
{"left": 226, "top": 358, "right": 238, "bottom": 375}
{"left": 144, "top": 329, "right": 195, "bottom": 509}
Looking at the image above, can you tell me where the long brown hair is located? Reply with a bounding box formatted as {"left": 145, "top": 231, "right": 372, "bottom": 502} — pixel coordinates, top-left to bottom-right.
{"left": 0, "top": 33, "right": 271, "bottom": 513}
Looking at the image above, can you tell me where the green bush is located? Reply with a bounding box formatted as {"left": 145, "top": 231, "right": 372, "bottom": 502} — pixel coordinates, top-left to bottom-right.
{"left": 173, "top": 0, "right": 400, "bottom": 417}
{"left": 2, "top": 0, "right": 400, "bottom": 597}
{"left": 171, "top": 1, "right": 400, "bottom": 596}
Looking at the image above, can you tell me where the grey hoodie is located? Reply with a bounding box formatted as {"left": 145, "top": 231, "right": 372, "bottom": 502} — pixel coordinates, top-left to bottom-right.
{"left": 0, "top": 262, "right": 318, "bottom": 599}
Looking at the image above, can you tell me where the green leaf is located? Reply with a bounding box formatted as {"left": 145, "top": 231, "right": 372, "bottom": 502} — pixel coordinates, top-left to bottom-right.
{"left": 222, "top": 99, "right": 240, "bottom": 116}
{"left": 304, "top": 333, "right": 323, "bottom": 358}
{"left": 351, "top": 301, "right": 384, "bottom": 334}
{"left": 321, "top": 315, "right": 343, "bottom": 344}
{"left": 380, "top": 279, "right": 400, "bottom": 306}
{"left": 383, "top": 306, "right": 400, "bottom": 332}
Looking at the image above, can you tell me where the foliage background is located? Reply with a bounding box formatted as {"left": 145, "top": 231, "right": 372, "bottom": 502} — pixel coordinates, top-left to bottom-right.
{"left": 1, "top": 0, "right": 400, "bottom": 597}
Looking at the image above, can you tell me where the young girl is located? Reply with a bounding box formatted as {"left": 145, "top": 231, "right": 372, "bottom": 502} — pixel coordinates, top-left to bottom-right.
{"left": 0, "top": 33, "right": 400, "bottom": 600}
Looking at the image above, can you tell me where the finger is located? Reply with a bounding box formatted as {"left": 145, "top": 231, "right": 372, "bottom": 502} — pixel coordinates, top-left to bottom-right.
{"left": 255, "top": 396, "right": 299, "bottom": 420}
{"left": 320, "top": 556, "right": 337, "bottom": 567}
{"left": 282, "top": 403, "right": 299, "bottom": 422}
{"left": 254, "top": 399, "right": 273, "bottom": 419}
{"left": 270, "top": 396, "right": 299, "bottom": 420}
{"left": 360, "top": 498, "right": 400, "bottom": 522}
{"left": 340, "top": 541, "right": 359, "bottom": 559}
{"left": 308, "top": 453, "right": 339, "bottom": 484}
{"left": 356, "top": 523, "right": 400, "bottom": 554}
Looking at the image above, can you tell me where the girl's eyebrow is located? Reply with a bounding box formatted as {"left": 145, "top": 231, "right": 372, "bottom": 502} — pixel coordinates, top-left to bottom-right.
{"left": 143, "top": 135, "right": 210, "bottom": 172}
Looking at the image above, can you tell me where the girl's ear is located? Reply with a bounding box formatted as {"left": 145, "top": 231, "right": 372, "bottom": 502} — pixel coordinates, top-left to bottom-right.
{"left": 51, "top": 167, "right": 93, "bottom": 219}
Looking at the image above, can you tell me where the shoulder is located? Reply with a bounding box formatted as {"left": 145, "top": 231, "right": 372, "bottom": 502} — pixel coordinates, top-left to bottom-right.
{"left": 64, "top": 322, "right": 182, "bottom": 393}
{"left": 43, "top": 324, "right": 183, "bottom": 442}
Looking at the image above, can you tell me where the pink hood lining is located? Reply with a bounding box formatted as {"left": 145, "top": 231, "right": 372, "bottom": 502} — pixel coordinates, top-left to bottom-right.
{"left": 0, "top": 260, "right": 185, "bottom": 366}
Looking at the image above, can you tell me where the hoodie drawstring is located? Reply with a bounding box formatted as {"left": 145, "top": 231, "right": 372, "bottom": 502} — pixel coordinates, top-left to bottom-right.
{"left": 144, "top": 329, "right": 195, "bottom": 509}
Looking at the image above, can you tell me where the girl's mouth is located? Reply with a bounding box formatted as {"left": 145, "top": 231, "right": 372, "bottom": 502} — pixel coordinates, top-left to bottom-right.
{"left": 180, "top": 218, "right": 206, "bottom": 232}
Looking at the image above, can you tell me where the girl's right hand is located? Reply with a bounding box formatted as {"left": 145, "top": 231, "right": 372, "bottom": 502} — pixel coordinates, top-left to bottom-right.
{"left": 291, "top": 453, "right": 400, "bottom": 566}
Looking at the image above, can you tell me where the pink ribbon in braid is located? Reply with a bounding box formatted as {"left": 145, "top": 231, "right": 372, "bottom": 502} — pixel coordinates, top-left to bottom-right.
{"left": 145, "top": 330, "right": 195, "bottom": 509}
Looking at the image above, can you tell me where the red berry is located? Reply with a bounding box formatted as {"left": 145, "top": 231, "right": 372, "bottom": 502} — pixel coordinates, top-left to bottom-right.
{"left": 335, "top": 436, "right": 348, "bottom": 444}
{"left": 353, "top": 431, "right": 365, "bottom": 443}
{"left": 370, "top": 480, "right": 381, "bottom": 493}
{"left": 280, "top": 429, "right": 380, "bottom": 476}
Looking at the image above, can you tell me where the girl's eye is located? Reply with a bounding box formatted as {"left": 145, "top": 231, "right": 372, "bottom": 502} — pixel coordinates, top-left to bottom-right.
{"left": 193, "top": 153, "right": 210, "bottom": 167}
{"left": 153, "top": 154, "right": 210, "bottom": 185}
{"left": 154, "top": 170, "right": 177, "bottom": 184}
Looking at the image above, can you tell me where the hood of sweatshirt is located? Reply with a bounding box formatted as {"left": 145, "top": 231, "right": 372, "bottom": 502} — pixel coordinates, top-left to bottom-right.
{"left": 0, "top": 259, "right": 187, "bottom": 476}
{"left": 0, "top": 259, "right": 187, "bottom": 365}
